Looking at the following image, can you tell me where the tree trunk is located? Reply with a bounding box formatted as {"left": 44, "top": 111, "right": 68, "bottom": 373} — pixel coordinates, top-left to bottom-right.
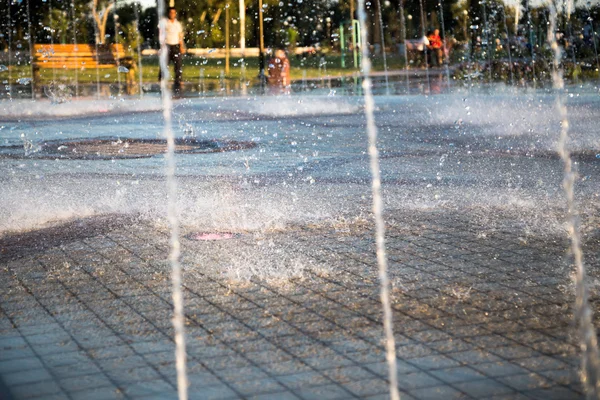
{"left": 92, "top": 0, "right": 114, "bottom": 44}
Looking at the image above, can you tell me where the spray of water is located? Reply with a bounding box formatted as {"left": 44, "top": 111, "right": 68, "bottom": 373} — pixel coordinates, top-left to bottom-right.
{"left": 134, "top": 3, "right": 143, "bottom": 98}
{"left": 482, "top": 0, "right": 492, "bottom": 81}
{"left": 437, "top": 0, "right": 451, "bottom": 86}
{"left": 418, "top": 0, "right": 430, "bottom": 92}
{"left": 501, "top": 5, "right": 514, "bottom": 83}
{"left": 113, "top": 0, "right": 122, "bottom": 97}
{"left": 198, "top": 67, "right": 205, "bottom": 95}
{"left": 92, "top": 16, "right": 101, "bottom": 99}
{"left": 584, "top": 2, "right": 600, "bottom": 76}
{"left": 398, "top": 0, "right": 410, "bottom": 92}
{"left": 548, "top": 3, "right": 600, "bottom": 398}
{"left": 375, "top": 0, "right": 390, "bottom": 94}
{"left": 356, "top": 0, "right": 400, "bottom": 399}
{"left": 71, "top": 0, "right": 78, "bottom": 98}
{"left": 525, "top": 0, "right": 536, "bottom": 85}
{"left": 7, "top": 0, "right": 12, "bottom": 99}
{"left": 26, "top": 0, "right": 34, "bottom": 100}
{"left": 158, "top": 2, "right": 188, "bottom": 399}
{"left": 48, "top": 0, "right": 56, "bottom": 83}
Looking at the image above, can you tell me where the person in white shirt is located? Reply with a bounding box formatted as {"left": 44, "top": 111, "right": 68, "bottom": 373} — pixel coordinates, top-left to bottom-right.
{"left": 158, "top": 7, "right": 185, "bottom": 93}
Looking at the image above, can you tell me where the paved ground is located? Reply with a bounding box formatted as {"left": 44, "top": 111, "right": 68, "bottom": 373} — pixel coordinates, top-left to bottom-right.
{"left": 1, "top": 207, "right": 596, "bottom": 400}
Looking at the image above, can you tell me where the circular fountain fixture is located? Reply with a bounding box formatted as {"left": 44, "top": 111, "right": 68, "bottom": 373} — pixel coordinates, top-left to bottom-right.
{"left": 187, "top": 232, "right": 238, "bottom": 241}
{"left": 0, "top": 137, "right": 257, "bottom": 160}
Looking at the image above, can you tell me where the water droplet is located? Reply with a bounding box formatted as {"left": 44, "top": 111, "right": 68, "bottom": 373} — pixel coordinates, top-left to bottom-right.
{"left": 0, "top": 65, "right": 7, "bottom": 72}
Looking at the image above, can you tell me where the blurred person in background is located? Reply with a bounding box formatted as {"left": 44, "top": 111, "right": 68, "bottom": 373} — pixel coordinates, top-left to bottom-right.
{"left": 159, "top": 7, "right": 186, "bottom": 94}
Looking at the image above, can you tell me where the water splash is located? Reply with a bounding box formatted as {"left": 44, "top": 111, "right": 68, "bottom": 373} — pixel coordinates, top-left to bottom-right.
{"left": 158, "top": 1, "right": 188, "bottom": 399}
{"left": 548, "top": 3, "right": 600, "bottom": 398}
{"left": 356, "top": 0, "right": 400, "bottom": 399}
{"left": 44, "top": 83, "right": 72, "bottom": 104}
{"left": 16, "top": 78, "right": 32, "bottom": 85}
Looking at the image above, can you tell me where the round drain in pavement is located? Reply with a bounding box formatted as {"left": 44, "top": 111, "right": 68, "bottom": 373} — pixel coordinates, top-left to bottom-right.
{"left": 187, "top": 232, "right": 239, "bottom": 241}
{"left": 0, "top": 137, "right": 256, "bottom": 160}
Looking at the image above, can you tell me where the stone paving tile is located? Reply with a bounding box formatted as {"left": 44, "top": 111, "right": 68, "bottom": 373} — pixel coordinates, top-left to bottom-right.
{"left": 10, "top": 385, "right": 65, "bottom": 400}
{"left": 409, "top": 384, "right": 469, "bottom": 399}
{"left": 0, "top": 210, "right": 594, "bottom": 399}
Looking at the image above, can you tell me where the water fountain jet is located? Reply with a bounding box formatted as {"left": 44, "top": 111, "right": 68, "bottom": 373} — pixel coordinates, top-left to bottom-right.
{"left": 158, "top": 0, "right": 188, "bottom": 398}
{"left": 356, "top": 0, "right": 400, "bottom": 398}
{"left": 548, "top": 2, "right": 600, "bottom": 397}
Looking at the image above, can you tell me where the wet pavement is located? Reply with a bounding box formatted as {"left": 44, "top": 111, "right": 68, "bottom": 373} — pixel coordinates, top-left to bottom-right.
{"left": 2, "top": 89, "right": 600, "bottom": 399}
{"left": 1, "top": 207, "right": 597, "bottom": 399}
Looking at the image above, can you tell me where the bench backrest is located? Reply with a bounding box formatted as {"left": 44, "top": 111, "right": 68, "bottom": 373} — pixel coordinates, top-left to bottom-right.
{"left": 33, "top": 44, "right": 125, "bottom": 66}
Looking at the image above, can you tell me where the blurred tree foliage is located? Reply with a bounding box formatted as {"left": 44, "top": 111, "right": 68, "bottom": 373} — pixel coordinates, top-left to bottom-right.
{"left": 2, "top": 0, "right": 600, "bottom": 65}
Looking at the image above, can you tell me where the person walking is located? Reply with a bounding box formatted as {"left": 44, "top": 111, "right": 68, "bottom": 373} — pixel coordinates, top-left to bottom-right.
{"left": 159, "top": 7, "right": 185, "bottom": 93}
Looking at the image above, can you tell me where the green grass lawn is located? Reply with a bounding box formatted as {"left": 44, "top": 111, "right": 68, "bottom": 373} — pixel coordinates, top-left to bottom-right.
{"left": 2, "top": 54, "right": 406, "bottom": 86}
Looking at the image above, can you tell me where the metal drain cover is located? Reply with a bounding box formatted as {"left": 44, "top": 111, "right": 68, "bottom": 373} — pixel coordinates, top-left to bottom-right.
{"left": 0, "top": 137, "right": 257, "bottom": 160}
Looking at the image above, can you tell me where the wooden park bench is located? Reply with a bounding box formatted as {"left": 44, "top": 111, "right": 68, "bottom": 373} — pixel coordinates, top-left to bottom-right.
{"left": 33, "top": 43, "right": 125, "bottom": 71}
{"left": 32, "top": 43, "right": 140, "bottom": 94}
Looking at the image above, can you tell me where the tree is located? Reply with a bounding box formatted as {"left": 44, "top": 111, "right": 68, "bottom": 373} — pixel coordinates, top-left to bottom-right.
{"left": 92, "top": 0, "right": 115, "bottom": 44}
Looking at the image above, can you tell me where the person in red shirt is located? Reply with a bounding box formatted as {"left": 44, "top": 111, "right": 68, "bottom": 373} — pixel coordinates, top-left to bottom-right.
{"left": 427, "top": 29, "right": 443, "bottom": 66}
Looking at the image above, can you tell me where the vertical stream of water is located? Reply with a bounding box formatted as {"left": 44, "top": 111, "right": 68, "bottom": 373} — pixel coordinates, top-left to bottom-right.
{"left": 158, "top": 1, "right": 188, "bottom": 398}
{"left": 549, "top": 3, "right": 600, "bottom": 398}
{"left": 356, "top": 0, "right": 400, "bottom": 398}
